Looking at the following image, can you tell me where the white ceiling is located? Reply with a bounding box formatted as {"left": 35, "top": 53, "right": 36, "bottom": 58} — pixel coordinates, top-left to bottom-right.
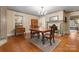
{"left": 8, "top": 6, "right": 79, "bottom": 16}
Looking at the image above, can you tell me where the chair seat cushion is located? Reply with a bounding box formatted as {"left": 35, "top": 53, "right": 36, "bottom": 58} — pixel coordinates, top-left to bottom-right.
{"left": 44, "top": 32, "right": 50, "bottom": 35}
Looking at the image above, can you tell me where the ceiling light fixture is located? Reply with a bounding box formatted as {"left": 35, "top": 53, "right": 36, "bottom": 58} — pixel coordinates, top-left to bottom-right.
{"left": 39, "top": 6, "right": 47, "bottom": 16}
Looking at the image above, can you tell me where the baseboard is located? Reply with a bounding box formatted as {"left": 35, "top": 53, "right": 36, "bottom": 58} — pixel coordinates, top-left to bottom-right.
{"left": 7, "top": 33, "right": 14, "bottom": 37}
{"left": 0, "top": 39, "right": 7, "bottom": 46}
{"left": 7, "top": 31, "right": 30, "bottom": 37}
{"left": 26, "top": 31, "right": 30, "bottom": 33}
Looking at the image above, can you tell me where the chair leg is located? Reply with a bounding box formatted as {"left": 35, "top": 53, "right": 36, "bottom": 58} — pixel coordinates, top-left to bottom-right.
{"left": 53, "top": 38, "right": 55, "bottom": 43}
{"left": 50, "top": 39, "right": 52, "bottom": 46}
{"left": 37, "top": 32, "right": 40, "bottom": 39}
{"left": 42, "top": 33, "right": 45, "bottom": 45}
{"left": 53, "top": 33, "right": 55, "bottom": 43}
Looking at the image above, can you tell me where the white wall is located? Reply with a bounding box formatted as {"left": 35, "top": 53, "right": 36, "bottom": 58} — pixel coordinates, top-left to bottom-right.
{"left": 0, "top": 7, "right": 7, "bottom": 38}
{"left": 7, "top": 10, "right": 71, "bottom": 36}
{"left": 39, "top": 17, "right": 46, "bottom": 28}
{"left": 0, "top": 7, "right": 7, "bottom": 46}
{"left": 7, "top": 10, "right": 39, "bottom": 36}
{"left": 46, "top": 11, "right": 64, "bottom": 21}
{"left": 69, "top": 11, "right": 79, "bottom": 16}
{"left": 39, "top": 11, "right": 70, "bottom": 35}
{"left": 39, "top": 11, "right": 64, "bottom": 28}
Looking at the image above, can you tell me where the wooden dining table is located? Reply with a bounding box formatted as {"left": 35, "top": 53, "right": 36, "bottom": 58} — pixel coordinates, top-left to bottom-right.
{"left": 30, "top": 28, "right": 53, "bottom": 44}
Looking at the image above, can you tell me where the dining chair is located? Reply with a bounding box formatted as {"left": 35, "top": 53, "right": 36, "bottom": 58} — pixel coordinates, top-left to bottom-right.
{"left": 30, "top": 25, "right": 40, "bottom": 39}
{"left": 44, "top": 24, "right": 58, "bottom": 45}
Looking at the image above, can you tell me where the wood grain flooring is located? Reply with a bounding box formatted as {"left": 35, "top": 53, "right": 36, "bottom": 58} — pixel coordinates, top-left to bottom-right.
{"left": 0, "top": 31, "right": 79, "bottom": 52}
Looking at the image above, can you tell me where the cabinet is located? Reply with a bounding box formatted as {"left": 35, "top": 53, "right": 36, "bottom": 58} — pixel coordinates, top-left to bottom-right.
{"left": 15, "top": 25, "right": 25, "bottom": 35}
{"left": 15, "top": 15, "right": 25, "bottom": 36}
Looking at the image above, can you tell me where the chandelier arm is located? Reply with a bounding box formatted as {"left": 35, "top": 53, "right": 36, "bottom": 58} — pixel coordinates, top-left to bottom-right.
{"left": 39, "top": 6, "right": 47, "bottom": 16}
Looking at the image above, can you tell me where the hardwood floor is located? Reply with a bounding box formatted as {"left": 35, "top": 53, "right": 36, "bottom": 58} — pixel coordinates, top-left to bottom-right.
{"left": 0, "top": 35, "right": 41, "bottom": 52}
{"left": 54, "top": 30, "right": 79, "bottom": 52}
{"left": 0, "top": 31, "right": 79, "bottom": 52}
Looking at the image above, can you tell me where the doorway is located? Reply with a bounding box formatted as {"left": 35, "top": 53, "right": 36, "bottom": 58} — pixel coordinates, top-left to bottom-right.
{"left": 69, "top": 16, "right": 79, "bottom": 32}
{"left": 69, "top": 16, "right": 79, "bottom": 38}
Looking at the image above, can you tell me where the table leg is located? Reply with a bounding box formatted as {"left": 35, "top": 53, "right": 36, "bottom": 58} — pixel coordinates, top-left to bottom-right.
{"left": 30, "top": 30, "right": 32, "bottom": 39}
{"left": 37, "top": 32, "right": 40, "bottom": 39}
{"left": 41, "top": 32, "right": 45, "bottom": 44}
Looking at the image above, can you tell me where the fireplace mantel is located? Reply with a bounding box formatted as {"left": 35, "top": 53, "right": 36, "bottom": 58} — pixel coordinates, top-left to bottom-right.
{"left": 46, "top": 20, "right": 62, "bottom": 29}
{"left": 46, "top": 20, "right": 63, "bottom": 35}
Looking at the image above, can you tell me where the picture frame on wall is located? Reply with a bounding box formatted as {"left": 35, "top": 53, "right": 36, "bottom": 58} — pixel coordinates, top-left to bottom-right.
{"left": 49, "top": 16, "right": 58, "bottom": 21}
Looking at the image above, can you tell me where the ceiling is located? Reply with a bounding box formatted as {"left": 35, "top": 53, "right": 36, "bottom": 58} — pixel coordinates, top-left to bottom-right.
{"left": 8, "top": 6, "right": 79, "bottom": 16}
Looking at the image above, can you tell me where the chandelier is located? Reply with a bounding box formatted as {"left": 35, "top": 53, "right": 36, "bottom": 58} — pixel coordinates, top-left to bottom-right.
{"left": 39, "top": 6, "right": 47, "bottom": 16}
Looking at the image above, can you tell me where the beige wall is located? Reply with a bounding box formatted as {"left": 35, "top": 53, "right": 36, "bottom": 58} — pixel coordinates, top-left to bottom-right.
{"left": 39, "top": 11, "right": 70, "bottom": 34}
{"left": 7, "top": 10, "right": 39, "bottom": 36}
{"left": 7, "top": 10, "right": 65, "bottom": 36}
{"left": 39, "top": 11, "right": 64, "bottom": 28}
{"left": 0, "top": 7, "right": 7, "bottom": 46}
{"left": 7, "top": 10, "right": 74, "bottom": 36}
{"left": 69, "top": 11, "right": 79, "bottom": 16}
{"left": 0, "top": 7, "right": 7, "bottom": 37}
{"left": 46, "top": 11, "right": 64, "bottom": 21}
{"left": 39, "top": 17, "right": 46, "bottom": 28}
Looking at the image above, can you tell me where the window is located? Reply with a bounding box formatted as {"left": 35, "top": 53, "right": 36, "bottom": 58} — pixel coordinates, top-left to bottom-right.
{"left": 15, "top": 15, "right": 23, "bottom": 26}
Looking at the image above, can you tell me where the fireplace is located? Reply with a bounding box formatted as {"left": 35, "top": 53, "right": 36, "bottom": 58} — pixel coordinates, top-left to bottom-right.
{"left": 46, "top": 20, "right": 62, "bottom": 34}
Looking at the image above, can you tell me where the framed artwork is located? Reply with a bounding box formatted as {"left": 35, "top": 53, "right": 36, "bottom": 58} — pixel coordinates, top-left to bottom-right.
{"left": 49, "top": 16, "right": 58, "bottom": 21}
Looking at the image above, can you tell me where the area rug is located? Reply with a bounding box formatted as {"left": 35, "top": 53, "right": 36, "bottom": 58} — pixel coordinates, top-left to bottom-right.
{"left": 26, "top": 36, "right": 61, "bottom": 52}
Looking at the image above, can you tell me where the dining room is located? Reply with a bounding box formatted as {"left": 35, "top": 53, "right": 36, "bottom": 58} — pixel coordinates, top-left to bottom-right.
{"left": 1, "top": 6, "right": 79, "bottom": 52}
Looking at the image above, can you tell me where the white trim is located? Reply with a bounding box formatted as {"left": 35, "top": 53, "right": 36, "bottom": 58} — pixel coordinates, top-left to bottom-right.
{"left": 7, "top": 33, "right": 14, "bottom": 37}
{"left": 25, "top": 31, "right": 30, "bottom": 33}
{"left": 7, "top": 31, "right": 30, "bottom": 37}
{"left": 0, "top": 39, "right": 7, "bottom": 46}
